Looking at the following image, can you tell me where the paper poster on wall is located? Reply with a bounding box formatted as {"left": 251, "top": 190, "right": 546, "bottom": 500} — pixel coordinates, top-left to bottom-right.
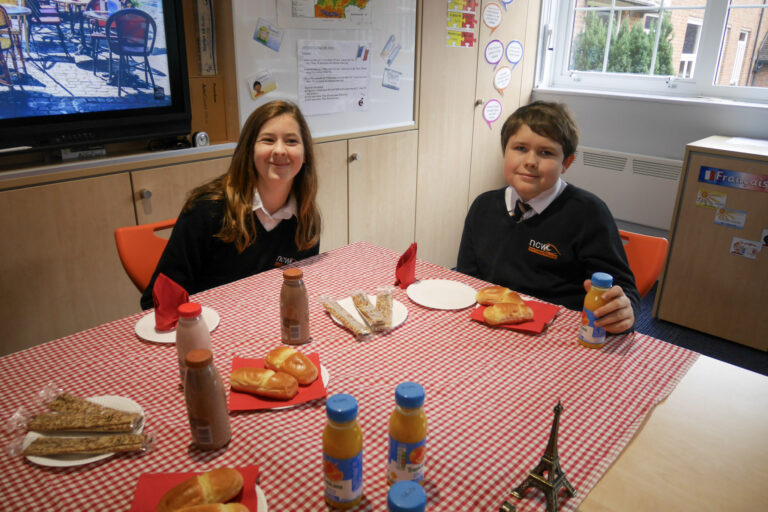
{"left": 484, "top": 40, "right": 503, "bottom": 69}
{"left": 194, "top": 0, "right": 216, "bottom": 75}
{"left": 482, "top": 99, "right": 502, "bottom": 129}
{"left": 506, "top": 40, "right": 523, "bottom": 68}
{"left": 382, "top": 68, "right": 401, "bottom": 90}
{"left": 501, "top": 0, "right": 514, "bottom": 10}
{"left": 447, "top": 29, "right": 477, "bottom": 47}
{"left": 730, "top": 237, "right": 761, "bottom": 259}
{"left": 254, "top": 18, "right": 284, "bottom": 52}
{"left": 277, "top": 0, "right": 373, "bottom": 29}
{"left": 482, "top": 2, "right": 503, "bottom": 35}
{"left": 494, "top": 66, "right": 512, "bottom": 95}
{"left": 448, "top": 0, "right": 477, "bottom": 12}
{"left": 380, "top": 35, "right": 402, "bottom": 66}
{"left": 298, "top": 40, "right": 372, "bottom": 116}
{"left": 247, "top": 70, "right": 277, "bottom": 100}
{"left": 714, "top": 207, "right": 747, "bottom": 229}
{"left": 695, "top": 189, "right": 727, "bottom": 209}
{"left": 448, "top": 9, "right": 476, "bottom": 29}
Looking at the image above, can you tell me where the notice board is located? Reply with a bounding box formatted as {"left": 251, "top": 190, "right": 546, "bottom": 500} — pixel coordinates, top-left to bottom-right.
{"left": 231, "top": 1, "right": 417, "bottom": 139}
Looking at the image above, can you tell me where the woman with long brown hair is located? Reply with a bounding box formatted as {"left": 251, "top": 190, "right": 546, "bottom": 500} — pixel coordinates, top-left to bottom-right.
{"left": 141, "top": 100, "right": 321, "bottom": 309}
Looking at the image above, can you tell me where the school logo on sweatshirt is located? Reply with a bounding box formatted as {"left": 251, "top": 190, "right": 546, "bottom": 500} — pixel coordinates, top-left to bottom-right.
{"left": 528, "top": 239, "right": 560, "bottom": 260}
{"left": 275, "top": 255, "right": 296, "bottom": 267}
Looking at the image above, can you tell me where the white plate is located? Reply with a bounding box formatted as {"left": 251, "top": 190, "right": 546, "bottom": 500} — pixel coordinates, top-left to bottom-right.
{"left": 406, "top": 279, "right": 477, "bottom": 310}
{"left": 134, "top": 306, "right": 220, "bottom": 344}
{"left": 24, "top": 395, "right": 144, "bottom": 467}
{"left": 332, "top": 295, "right": 408, "bottom": 330}
{"left": 256, "top": 484, "right": 268, "bottom": 512}
{"left": 272, "top": 365, "right": 330, "bottom": 411}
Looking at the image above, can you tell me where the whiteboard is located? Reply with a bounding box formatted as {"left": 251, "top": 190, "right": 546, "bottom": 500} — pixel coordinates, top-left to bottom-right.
{"left": 231, "top": 1, "right": 417, "bottom": 139}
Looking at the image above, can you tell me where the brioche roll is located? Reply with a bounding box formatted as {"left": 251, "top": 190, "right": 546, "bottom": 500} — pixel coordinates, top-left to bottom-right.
{"left": 230, "top": 367, "right": 298, "bottom": 400}
{"left": 476, "top": 286, "right": 524, "bottom": 306}
{"left": 156, "top": 468, "right": 243, "bottom": 512}
{"left": 176, "top": 504, "right": 250, "bottom": 512}
{"left": 264, "top": 347, "right": 318, "bottom": 385}
{"left": 483, "top": 302, "right": 534, "bottom": 326}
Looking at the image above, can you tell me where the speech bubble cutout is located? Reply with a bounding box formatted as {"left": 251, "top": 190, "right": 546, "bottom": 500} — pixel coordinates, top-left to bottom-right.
{"left": 494, "top": 66, "right": 512, "bottom": 96}
{"left": 484, "top": 40, "right": 504, "bottom": 69}
{"left": 501, "top": 0, "right": 514, "bottom": 10}
{"left": 506, "top": 40, "right": 524, "bottom": 68}
{"left": 483, "top": 99, "right": 502, "bottom": 129}
{"left": 483, "top": 3, "right": 503, "bottom": 35}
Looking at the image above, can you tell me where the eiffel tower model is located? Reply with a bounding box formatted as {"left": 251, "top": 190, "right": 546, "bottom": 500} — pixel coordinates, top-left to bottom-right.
{"left": 507, "top": 401, "right": 576, "bottom": 512}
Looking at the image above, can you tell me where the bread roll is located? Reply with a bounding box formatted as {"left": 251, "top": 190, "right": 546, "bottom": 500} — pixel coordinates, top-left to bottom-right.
{"left": 176, "top": 504, "right": 249, "bottom": 512}
{"left": 230, "top": 367, "right": 298, "bottom": 400}
{"left": 264, "top": 347, "right": 318, "bottom": 385}
{"left": 483, "top": 302, "right": 534, "bottom": 326}
{"left": 156, "top": 468, "right": 244, "bottom": 512}
{"left": 476, "top": 286, "right": 524, "bottom": 306}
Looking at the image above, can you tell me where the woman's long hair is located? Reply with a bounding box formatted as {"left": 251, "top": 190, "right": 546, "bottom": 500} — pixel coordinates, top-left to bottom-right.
{"left": 184, "top": 100, "right": 321, "bottom": 252}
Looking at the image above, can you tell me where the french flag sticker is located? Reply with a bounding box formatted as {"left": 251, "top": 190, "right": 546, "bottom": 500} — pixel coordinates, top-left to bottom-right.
{"left": 704, "top": 169, "right": 717, "bottom": 181}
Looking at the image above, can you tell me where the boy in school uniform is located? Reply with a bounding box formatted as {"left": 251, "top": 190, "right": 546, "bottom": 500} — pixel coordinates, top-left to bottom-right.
{"left": 457, "top": 101, "right": 639, "bottom": 333}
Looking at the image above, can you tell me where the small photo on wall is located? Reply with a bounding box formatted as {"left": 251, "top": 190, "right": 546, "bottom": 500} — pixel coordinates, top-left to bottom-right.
{"left": 247, "top": 70, "right": 277, "bottom": 100}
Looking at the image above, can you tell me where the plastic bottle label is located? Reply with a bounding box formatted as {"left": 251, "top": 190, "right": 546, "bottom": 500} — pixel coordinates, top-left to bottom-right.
{"left": 324, "top": 451, "right": 363, "bottom": 504}
{"left": 288, "top": 323, "right": 302, "bottom": 341}
{"left": 387, "top": 436, "right": 426, "bottom": 483}
{"left": 189, "top": 417, "right": 213, "bottom": 444}
{"left": 579, "top": 308, "right": 606, "bottom": 345}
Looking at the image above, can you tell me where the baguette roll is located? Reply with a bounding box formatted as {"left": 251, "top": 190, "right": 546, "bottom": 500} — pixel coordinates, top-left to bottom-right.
{"left": 156, "top": 468, "right": 244, "bottom": 512}
{"left": 176, "top": 504, "right": 250, "bottom": 512}
{"left": 230, "top": 367, "right": 298, "bottom": 400}
{"left": 483, "top": 302, "right": 534, "bottom": 326}
{"left": 476, "top": 286, "right": 524, "bottom": 306}
{"left": 264, "top": 347, "right": 318, "bottom": 385}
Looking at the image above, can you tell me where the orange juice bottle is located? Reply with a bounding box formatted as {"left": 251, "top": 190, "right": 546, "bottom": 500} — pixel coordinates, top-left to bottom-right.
{"left": 578, "top": 272, "right": 613, "bottom": 348}
{"left": 323, "top": 394, "right": 364, "bottom": 509}
{"left": 387, "top": 382, "right": 427, "bottom": 485}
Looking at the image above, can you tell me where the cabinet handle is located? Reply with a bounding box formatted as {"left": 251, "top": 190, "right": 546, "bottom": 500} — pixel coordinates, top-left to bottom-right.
{"left": 475, "top": 99, "right": 484, "bottom": 107}
{"left": 349, "top": 153, "right": 361, "bottom": 162}
{"left": 138, "top": 188, "right": 152, "bottom": 200}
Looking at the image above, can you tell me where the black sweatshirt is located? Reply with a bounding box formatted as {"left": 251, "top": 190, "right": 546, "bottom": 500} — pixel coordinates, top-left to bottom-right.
{"left": 457, "top": 184, "right": 640, "bottom": 324}
{"left": 140, "top": 199, "right": 319, "bottom": 310}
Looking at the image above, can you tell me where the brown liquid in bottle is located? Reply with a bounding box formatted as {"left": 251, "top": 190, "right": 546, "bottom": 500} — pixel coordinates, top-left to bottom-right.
{"left": 184, "top": 349, "right": 231, "bottom": 450}
{"left": 280, "top": 268, "right": 311, "bottom": 345}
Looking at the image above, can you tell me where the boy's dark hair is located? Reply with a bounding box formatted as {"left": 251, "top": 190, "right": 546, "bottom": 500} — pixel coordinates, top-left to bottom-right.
{"left": 500, "top": 101, "right": 579, "bottom": 160}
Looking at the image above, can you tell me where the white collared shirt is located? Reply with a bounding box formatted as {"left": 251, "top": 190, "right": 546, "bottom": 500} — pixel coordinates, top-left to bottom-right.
{"left": 505, "top": 178, "right": 567, "bottom": 221}
{"left": 252, "top": 189, "right": 297, "bottom": 231}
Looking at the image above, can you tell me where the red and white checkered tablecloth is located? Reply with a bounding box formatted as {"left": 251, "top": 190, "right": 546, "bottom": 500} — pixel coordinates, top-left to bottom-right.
{"left": 0, "top": 242, "right": 697, "bottom": 511}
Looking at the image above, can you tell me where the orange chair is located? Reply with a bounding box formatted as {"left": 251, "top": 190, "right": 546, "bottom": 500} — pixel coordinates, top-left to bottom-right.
{"left": 619, "top": 229, "right": 669, "bottom": 298}
{"left": 114, "top": 218, "right": 176, "bottom": 292}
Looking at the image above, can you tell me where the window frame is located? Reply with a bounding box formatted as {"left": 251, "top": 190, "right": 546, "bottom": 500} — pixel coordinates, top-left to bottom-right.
{"left": 536, "top": 0, "right": 768, "bottom": 104}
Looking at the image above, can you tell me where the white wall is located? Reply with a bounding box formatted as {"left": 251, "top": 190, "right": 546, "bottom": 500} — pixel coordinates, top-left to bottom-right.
{"left": 532, "top": 89, "right": 768, "bottom": 161}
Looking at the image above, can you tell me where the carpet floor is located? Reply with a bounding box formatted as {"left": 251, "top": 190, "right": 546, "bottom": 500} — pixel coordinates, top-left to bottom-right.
{"left": 634, "top": 284, "right": 768, "bottom": 377}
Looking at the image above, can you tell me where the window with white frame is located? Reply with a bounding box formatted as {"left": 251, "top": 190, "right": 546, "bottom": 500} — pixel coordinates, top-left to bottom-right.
{"left": 537, "top": 0, "right": 768, "bottom": 103}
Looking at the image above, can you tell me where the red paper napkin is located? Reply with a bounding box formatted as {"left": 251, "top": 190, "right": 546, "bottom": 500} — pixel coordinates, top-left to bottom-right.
{"left": 152, "top": 273, "right": 189, "bottom": 331}
{"left": 395, "top": 242, "right": 417, "bottom": 289}
{"left": 469, "top": 301, "right": 561, "bottom": 334}
{"left": 229, "top": 353, "right": 327, "bottom": 411}
{"left": 129, "top": 465, "right": 260, "bottom": 512}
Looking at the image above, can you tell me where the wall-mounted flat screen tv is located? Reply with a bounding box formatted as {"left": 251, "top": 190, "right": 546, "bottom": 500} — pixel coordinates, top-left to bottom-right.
{"left": 0, "top": 0, "right": 190, "bottom": 154}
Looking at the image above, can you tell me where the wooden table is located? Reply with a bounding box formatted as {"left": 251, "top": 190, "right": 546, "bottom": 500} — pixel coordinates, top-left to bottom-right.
{"left": 0, "top": 242, "right": 764, "bottom": 511}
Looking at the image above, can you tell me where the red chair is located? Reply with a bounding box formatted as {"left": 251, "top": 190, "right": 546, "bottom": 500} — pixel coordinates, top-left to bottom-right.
{"left": 619, "top": 229, "right": 669, "bottom": 298}
{"left": 114, "top": 218, "right": 176, "bottom": 292}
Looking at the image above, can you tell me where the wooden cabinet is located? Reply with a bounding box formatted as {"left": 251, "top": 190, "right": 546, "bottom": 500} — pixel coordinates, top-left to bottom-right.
{"left": 0, "top": 174, "right": 138, "bottom": 356}
{"left": 315, "top": 140, "right": 349, "bottom": 253}
{"left": 415, "top": 0, "right": 542, "bottom": 268}
{"left": 654, "top": 136, "right": 768, "bottom": 350}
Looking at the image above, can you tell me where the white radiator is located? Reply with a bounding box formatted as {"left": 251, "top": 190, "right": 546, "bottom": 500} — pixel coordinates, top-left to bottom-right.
{"left": 564, "top": 146, "right": 682, "bottom": 230}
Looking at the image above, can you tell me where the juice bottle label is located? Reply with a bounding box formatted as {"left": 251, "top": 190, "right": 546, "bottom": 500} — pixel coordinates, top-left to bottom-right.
{"left": 387, "top": 436, "right": 426, "bottom": 483}
{"left": 324, "top": 451, "right": 363, "bottom": 504}
{"left": 578, "top": 308, "right": 606, "bottom": 345}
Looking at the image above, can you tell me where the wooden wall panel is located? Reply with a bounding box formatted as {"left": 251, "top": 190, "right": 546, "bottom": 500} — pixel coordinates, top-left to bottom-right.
{"left": 315, "top": 140, "right": 349, "bottom": 253}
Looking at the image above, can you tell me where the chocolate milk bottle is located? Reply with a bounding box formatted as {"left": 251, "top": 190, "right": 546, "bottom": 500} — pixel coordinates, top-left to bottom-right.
{"left": 184, "top": 349, "right": 231, "bottom": 450}
{"left": 280, "top": 268, "right": 311, "bottom": 345}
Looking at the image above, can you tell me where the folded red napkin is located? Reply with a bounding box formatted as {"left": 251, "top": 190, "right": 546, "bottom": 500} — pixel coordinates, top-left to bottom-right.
{"left": 129, "top": 465, "right": 260, "bottom": 512}
{"left": 152, "top": 273, "right": 189, "bottom": 331}
{"left": 395, "top": 242, "right": 417, "bottom": 289}
{"left": 229, "top": 353, "right": 327, "bottom": 411}
{"left": 469, "top": 301, "right": 561, "bottom": 334}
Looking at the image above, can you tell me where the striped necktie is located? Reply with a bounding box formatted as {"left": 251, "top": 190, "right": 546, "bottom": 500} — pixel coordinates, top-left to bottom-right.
{"left": 511, "top": 199, "right": 531, "bottom": 223}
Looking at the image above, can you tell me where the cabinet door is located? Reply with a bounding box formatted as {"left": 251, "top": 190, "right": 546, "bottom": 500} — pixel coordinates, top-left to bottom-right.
{"left": 0, "top": 174, "right": 138, "bottom": 355}
{"left": 348, "top": 131, "right": 418, "bottom": 252}
{"left": 131, "top": 157, "right": 232, "bottom": 224}
{"left": 315, "top": 140, "right": 349, "bottom": 253}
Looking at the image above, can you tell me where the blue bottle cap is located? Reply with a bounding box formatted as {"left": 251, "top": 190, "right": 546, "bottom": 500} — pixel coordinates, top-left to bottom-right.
{"left": 326, "top": 394, "right": 358, "bottom": 423}
{"left": 387, "top": 481, "right": 427, "bottom": 512}
{"left": 591, "top": 272, "right": 613, "bottom": 289}
{"left": 395, "top": 382, "right": 425, "bottom": 409}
